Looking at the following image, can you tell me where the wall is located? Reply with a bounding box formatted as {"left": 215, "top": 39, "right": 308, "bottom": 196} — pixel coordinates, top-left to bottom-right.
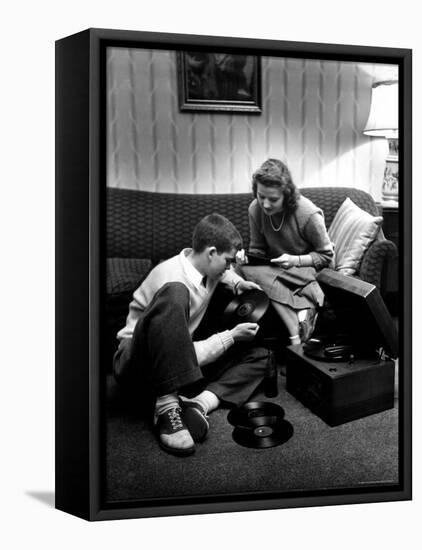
{"left": 107, "top": 48, "right": 395, "bottom": 200}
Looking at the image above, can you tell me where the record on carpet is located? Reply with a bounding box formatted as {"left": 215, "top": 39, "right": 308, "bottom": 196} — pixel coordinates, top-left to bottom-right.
{"left": 222, "top": 289, "right": 269, "bottom": 329}
{"left": 232, "top": 419, "right": 294, "bottom": 449}
{"left": 227, "top": 401, "right": 285, "bottom": 428}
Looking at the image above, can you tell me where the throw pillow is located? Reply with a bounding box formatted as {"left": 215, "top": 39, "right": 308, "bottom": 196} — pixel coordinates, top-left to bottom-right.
{"left": 328, "top": 197, "right": 383, "bottom": 275}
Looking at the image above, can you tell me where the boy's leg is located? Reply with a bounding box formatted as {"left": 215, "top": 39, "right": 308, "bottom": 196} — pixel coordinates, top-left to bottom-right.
{"left": 113, "top": 282, "right": 205, "bottom": 455}
{"left": 202, "top": 344, "right": 268, "bottom": 407}
{"left": 114, "top": 282, "right": 203, "bottom": 395}
{"left": 271, "top": 301, "right": 300, "bottom": 344}
{"left": 180, "top": 344, "right": 268, "bottom": 417}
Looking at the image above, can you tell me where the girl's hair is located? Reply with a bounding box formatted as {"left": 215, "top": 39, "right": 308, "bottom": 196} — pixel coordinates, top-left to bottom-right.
{"left": 252, "top": 158, "right": 299, "bottom": 213}
{"left": 192, "top": 213, "right": 243, "bottom": 253}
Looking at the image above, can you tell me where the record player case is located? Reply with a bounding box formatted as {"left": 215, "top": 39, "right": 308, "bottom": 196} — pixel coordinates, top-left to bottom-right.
{"left": 285, "top": 344, "right": 395, "bottom": 426}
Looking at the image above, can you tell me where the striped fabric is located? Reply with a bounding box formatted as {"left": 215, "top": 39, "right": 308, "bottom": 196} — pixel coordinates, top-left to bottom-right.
{"left": 328, "top": 197, "right": 383, "bottom": 276}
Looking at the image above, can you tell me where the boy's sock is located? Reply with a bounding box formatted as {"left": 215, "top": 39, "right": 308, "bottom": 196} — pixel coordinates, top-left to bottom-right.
{"left": 178, "top": 391, "right": 217, "bottom": 442}
{"left": 154, "top": 393, "right": 180, "bottom": 422}
{"left": 190, "top": 390, "right": 220, "bottom": 415}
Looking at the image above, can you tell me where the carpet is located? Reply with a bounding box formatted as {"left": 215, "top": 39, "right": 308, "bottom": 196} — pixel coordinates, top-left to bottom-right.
{"left": 105, "top": 368, "right": 399, "bottom": 504}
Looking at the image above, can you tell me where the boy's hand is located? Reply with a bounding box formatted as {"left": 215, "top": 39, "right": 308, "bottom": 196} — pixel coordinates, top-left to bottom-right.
{"left": 270, "top": 253, "right": 298, "bottom": 269}
{"left": 230, "top": 322, "right": 259, "bottom": 342}
{"left": 235, "top": 279, "right": 262, "bottom": 294}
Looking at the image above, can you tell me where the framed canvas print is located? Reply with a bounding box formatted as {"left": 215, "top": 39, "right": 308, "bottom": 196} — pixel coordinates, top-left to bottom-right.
{"left": 55, "top": 28, "right": 412, "bottom": 521}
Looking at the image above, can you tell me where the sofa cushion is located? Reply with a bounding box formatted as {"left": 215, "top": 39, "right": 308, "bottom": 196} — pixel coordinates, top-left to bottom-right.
{"left": 328, "top": 197, "right": 383, "bottom": 275}
{"left": 105, "top": 258, "right": 153, "bottom": 369}
{"left": 106, "top": 188, "right": 154, "bottom": 259}
{"left": 151, "top": 192, "right": 253, "bottom": 264}
{"left": 106, "top": 258, "right": 152, "bottom": 295}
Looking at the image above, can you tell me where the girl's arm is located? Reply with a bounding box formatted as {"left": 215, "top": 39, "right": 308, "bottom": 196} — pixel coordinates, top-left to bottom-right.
{"left": 248, "top": 210, "right": 268, "bottom": 256}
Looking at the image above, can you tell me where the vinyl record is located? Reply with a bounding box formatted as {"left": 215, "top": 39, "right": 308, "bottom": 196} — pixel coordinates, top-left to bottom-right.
{"left": 222, "top": 289, "right": 270, "bottom": 329}
{"left": 227, "top": 401, "right": 285, "bottom": 428}
{"left": 246, "top": 253, "right": 273, "bottom": 265}
{"left": 232, "top": 419, "right": 294, "bottom": 449}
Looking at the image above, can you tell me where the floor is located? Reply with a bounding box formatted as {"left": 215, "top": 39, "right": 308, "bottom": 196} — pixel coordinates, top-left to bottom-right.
{"left": 105, "top": 360, "right": 399, "bottom": 504}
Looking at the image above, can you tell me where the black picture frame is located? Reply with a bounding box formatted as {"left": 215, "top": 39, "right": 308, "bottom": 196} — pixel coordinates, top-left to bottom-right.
{"left": 55, "top": 28, "right": 412, "bottom": 521}
{"left": 177, "top": 51, "right": 262, "bottom": 113}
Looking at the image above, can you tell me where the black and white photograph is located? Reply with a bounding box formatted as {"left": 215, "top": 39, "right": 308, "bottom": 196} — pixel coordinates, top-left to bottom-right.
{"left": 74, "top": 33, "right": 412, "bottom": 516}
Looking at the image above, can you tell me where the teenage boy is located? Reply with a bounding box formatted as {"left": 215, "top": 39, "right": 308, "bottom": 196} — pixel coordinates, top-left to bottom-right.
{"left": 114, "top": 213, "right": 267, "bottom": 456}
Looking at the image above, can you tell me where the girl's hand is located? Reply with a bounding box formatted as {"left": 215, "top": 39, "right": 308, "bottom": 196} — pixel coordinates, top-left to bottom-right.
{"left": 235, "top": 249, "right": 248, "bottom": 265}
{"left": 235, "top": 279, "right": 262, "bottom": 294}
{"left": 270, "top": 253, "right": 298, "bottom": 269}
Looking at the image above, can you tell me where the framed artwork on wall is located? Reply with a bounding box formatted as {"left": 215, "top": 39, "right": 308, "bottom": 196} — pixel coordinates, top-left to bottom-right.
{"left": 177, "top": 51, "right": 262, "bottom": 112}
{"left": 56, "top": 28, "right": 412, "bottom": 521}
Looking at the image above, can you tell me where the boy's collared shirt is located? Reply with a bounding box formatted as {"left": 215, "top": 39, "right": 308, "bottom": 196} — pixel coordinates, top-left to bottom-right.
{"left": 117, "top": 249, "right": 242, "bottom": 366}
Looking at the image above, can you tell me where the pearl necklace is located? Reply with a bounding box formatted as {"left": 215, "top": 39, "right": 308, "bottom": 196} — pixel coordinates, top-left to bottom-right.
{"left": 269, "top": 213, "right": 285, "bottom": 232}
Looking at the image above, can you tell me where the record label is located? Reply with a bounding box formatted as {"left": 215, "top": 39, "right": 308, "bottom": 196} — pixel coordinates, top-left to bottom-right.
{"left": 232, "top": 420, "right": 294, "bottom": 449}
{"left": 253, "top": 426, "right": 274, "bottom": 438}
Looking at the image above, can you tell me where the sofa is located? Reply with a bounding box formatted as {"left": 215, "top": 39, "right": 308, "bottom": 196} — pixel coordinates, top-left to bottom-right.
{"left": 105, "top": 186, "right": 397, "bottom": 366}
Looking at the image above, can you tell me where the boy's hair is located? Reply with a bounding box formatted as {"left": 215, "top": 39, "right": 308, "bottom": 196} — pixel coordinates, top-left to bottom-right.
{"left": 192, "top": 213, "right": 243, "bottom": 254}
{"left": 252, "top": 158, "right": 299, "bottom": 213}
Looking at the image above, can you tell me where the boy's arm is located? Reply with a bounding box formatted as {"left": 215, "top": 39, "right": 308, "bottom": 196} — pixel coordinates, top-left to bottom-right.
{"left": 220, "top": 265, "right": 243, "bottom": 292}
{"left": 221, "top": 266, "right": 262, "bottom": 294}
{"left": 193, "top": 331, "right": 234, "bottom": 367}
{"left": 193, "top": 323, "right": 259, "bottom": 366}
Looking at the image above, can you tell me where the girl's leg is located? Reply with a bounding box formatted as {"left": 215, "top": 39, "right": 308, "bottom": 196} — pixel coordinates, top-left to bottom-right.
{"left": 271, "top": 301, "right": 301, "bottom": 344}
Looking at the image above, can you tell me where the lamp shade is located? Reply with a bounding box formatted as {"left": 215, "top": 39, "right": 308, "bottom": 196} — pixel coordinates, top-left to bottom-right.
{"left": 363, "top": 80, "right": 398, "bottom": 138}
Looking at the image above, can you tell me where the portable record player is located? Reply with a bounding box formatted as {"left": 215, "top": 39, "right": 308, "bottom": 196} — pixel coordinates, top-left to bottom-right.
{"left": 285, "top": 270, "right": 397, "bottom": 426}
{"left": 286, "top": 345, "right": 395, "bottom": 426}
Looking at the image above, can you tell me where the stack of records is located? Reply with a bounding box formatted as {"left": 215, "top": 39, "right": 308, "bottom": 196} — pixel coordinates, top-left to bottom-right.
{"left": 227, "top": 401, "right": 293, "bottom": 449}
